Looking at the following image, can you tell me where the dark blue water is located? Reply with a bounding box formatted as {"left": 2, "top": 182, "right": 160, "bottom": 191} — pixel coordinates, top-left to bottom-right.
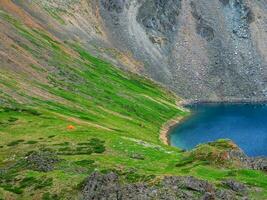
{"left": 170, "top": 103, "right": 267, "bottom": 157}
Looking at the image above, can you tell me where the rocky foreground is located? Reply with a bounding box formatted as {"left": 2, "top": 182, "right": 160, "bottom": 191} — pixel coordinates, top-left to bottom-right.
{"left": 82, "top": 172, "right": 248, "bottom": 200}
{"left": 82, "top": 140, "right": 267, "bottom": 200}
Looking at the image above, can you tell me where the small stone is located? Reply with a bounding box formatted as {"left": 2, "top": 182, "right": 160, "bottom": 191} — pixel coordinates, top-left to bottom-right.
{"left": 222, "top": 180, "right": 247, "bottom": 193}
{"left": 202, "top": 192, "right": 216, "bottom": 200}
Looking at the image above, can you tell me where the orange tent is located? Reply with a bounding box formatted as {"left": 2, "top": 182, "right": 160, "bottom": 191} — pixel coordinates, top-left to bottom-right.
{"left": 67, "top": 125, "right": 75, "bottom": 130}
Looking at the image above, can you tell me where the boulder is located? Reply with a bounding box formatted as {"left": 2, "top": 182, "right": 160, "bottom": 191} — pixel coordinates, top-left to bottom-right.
{"left": 222, "top": 180, "right": 247, "bottom": 193}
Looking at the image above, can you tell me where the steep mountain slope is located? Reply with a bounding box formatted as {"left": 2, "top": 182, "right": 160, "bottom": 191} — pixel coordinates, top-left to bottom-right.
{"left": 100, "top": 0, "right": 267, "bottom": 101}
{"left": 0, "top": 1, "right": 267, "bottom": 199}
{"left": 0, "top": 2, "right": 188, "bottom": 198}
{"left": 3, "top": 0, "right": 267, "bottom": 102}
{"left": 99, "top": 0, "right": 267, "bottom": 101}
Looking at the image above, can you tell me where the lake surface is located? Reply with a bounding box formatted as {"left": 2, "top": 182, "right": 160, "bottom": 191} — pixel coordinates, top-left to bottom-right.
{"left": 170, "top": 103, "right": 267, "bottom": 157}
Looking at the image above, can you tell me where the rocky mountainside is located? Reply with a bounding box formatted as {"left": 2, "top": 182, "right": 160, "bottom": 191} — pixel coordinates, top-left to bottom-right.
{"left": 1, "top": 0, "right": 266, "bottom": 102}
{"left": 99, "top": 0, "right": 267, "bottom": 101}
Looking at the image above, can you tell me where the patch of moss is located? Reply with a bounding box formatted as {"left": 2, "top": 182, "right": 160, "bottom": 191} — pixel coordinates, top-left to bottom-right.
{"left": 25, "top": 140, "right": 38, "bottom": 145}
{"left": 19, "top": 177, "right": 38, "bottom": 188}
{"left": 7, "top": 139, "right": 25, "bottom": 146}
{"left": 1, "top": 185, "right": 23, "bottom": 194}
{"left": 175, "top": 156, "right": 194, "bottom": 167}
{"left": 42, "top": 192, "right": 60, "bottom": 200}
{"left": 7, "top": 117, "right": 18, "bottom": 122}
{"left": 54, "top": 142, "right": 70, "bottom": 146}
{"left": 74, "top": 159, "right": 95, "bottom": 167}
{"left": 34, "top": 177, "right": 53, "bottom": 189}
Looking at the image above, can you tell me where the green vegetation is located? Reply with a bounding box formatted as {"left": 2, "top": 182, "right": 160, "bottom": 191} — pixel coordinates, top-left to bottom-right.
{"left": 0, "top": 8, "right": 266, "bottom": 200}
{"left": 6, "top": 140, "right": 25, "bottom": 147}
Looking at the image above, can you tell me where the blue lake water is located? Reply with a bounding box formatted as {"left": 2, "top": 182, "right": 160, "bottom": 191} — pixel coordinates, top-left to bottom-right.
{"left": 170, "top": 103, "right": 267, "bottom": 157}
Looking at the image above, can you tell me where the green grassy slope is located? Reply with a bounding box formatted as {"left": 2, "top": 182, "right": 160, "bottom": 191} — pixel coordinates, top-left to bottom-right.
{"left": 0, "top": 6, "right": 266, "bottom": 200}
{"left": 0, "top": 8, "right": 187, "bottom": 199}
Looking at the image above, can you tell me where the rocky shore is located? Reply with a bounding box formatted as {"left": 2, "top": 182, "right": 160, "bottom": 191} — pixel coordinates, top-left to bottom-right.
{"left": 179, "top": 98, "right": 267, "bottom": 106}
{"left": 161, "top": 102, "right": 267, "bottom": 168}
{"left": 160, "top": 114, "right": 267, "bottom": 172}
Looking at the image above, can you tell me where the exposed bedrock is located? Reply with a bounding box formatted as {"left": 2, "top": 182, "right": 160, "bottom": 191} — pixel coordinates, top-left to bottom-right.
{"left": 99, "top": 0, "right": 267, "bottom": 101}
{"left": 189, "top": 139, "right": 267, "bottom": 171}
{"left": 82, "top": 172, "right": 251, "bottom": 200}
{"left": 101, "top": 0, "right": 126, "bottom": 13}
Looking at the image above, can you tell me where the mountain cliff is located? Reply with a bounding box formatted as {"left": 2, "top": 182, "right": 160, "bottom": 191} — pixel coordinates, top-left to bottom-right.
{"left": 1, "top": 0, "right": 266, "bottom": 102}
{"left": 99, "top": 0, "right": 267, "bottom": 101}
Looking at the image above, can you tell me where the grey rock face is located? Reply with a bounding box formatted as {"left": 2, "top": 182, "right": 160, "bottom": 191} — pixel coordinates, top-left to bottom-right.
{"left": 249, "top": 157, "right": 267, "bottom": 171}
{"left": 228, "top": 147, "right": 267, "bottom": 171}
{"left": 99, "top": 0, "right": 267, "bottom": 101}
{"left": 219, "top": 0, "right": 230, "bottom": 6}
{"left": 231, "top": 0, "right": 254, "bottom": 39}
{"left": 101, "top": 0, "right": 126, "bottom": 13}
{"left": 82, "top": 172, "right": 250, "bottom": 200}
{"left": 137, "top": 0, "right": 181, "bottom": 36}
{"left": 190, "top": 1, "right": 215, "bottom": 42}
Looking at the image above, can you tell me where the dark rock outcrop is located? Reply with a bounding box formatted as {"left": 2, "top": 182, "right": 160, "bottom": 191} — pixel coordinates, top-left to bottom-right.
{"left": 189, "top": 139, "right": 267, "bottom": 171}
{"left": 137, "top": 0, "right": 182, "bottom": 38}
{"left": 190, "top": 1, "right": 215, "bottom": 42}
{"left": 228, "top": 147, "right": 267, "bottom": 171}
{"left": 249, "top": 157, "right": 267, "bottom": 171}
{"left": 25, "top": 150, "right": 60, "bottom": 172}
{"left": 82, "top": 172, "right": 250, "bottom": 200}
{"left": 162, "top": 176, "right": 214, "bottom": 193}
{"left": 82, "top": 172, "right": 120, "bottom": 199}
{"left": 101, "top": 0, "right": 126, "bottom": 13}
{"left": 215, "top": 189, "right": 236, "bottom": 200}
{"left": 222, "top": 180, "right": 247, "bottom": 193}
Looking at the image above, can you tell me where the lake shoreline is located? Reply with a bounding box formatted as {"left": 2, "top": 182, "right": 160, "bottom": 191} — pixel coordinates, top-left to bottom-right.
{"left": 169, "top": 102, "right": 267, "bottom": 157}
{"left": 160, "top": 115, "right": 188, "bottom": 145}
{"left": 179, "top": 98, "right": 267, "bottom": 106}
